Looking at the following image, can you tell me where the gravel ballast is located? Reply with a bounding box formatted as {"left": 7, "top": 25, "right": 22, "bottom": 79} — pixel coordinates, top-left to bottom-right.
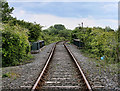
{"left": 66, "top": 43, "right": 120, "bottom": 91}
{"left": 2, "top": 42, "right": 120, "bottom": 91}
{"left": 2, "top": 43, "right": 55, "bottom": 90}
{"left": 41, "top": 42, "right": 86, "bottom": 90}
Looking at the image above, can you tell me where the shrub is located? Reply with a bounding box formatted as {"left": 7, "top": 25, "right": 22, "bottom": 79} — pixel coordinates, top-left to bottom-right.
{"left": 2, "top": 24, "right": 30, "bottom": 67}
{"left": 71, "top": 27, "right": 118, "bottom": 63}
{"left": 89, "top": 29, "right": 118, "bottom": 63}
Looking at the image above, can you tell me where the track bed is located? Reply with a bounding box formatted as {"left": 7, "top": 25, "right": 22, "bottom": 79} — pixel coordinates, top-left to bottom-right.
{"left": 32, "top": 42, "right": 91, "bottom": 91}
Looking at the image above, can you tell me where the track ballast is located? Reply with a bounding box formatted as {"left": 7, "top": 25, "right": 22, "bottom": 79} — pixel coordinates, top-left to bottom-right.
{"left": 32, "top": 42, "right": 92, "bottom": 91}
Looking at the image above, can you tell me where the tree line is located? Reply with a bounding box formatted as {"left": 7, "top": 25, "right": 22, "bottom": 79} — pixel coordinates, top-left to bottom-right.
{"left": 71, "top": 26, "right": 119, "bottom": 63}
{"left": 1, "top": 1, "right": 119, "bottom": 67}
{"left": 1, "top": 1, "right": 71, "bottom": 66}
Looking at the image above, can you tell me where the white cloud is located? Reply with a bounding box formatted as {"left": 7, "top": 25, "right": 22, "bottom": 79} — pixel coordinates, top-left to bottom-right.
{"left": 7, "top": 0, "right": 119, "bottom": 2}
{"left": 19, "top": 10, "right": 25, "bottom": 15}
{"left": 12, "top": 9, "right": 117, "bottom": 30}
{"left": 102, "top": 3, "right": 118, "bottom": 12}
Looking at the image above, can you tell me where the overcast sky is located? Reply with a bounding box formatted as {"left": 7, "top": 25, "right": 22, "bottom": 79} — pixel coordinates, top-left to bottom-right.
{"left": 8, "top": 1, "right": 118, "bottom": 30}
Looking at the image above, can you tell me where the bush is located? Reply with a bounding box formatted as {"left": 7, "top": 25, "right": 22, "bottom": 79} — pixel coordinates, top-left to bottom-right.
{"left": 89, "top": 29, "right": 118, "bottom": 63}
{"left": 71, "top": 27, "right": 118, "bottom": 63}
{"left": 2, "top": 24, "right": 30, "bottom": 67}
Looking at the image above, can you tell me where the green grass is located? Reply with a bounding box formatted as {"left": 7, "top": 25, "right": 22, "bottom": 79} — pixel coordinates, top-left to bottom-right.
{"left": 2, "top": 72, "right": 20, "bottom": 79}
{"left": 2, "top": 72, "right": 11, "bottom": 78}
{"left": 66, "top": 41, "right": 71, "bottom": 44}
{"left": 56, "top": 64, "right": 59, "bottom": 66}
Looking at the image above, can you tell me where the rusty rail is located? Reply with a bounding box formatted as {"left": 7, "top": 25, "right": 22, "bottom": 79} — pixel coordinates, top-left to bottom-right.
{"left": 31, "top": 43, "right": 57, "bottom": 91}
{"left": 64, "top": 43, "right": 92, "bottom": 91}
{"left": 31, "top": 42, "right": 92, "bottom": 91}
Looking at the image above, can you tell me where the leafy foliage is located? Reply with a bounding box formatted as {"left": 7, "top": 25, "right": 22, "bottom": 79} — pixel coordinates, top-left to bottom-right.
{"left": 1, "top": 1, "right": 14, "bottom": 23}
{"left": 54, "top": 24, "right": 65, "bottom": 30}
{"left": 2, "top": 24, "right": 30, "bottom": 66}
{"left": 42, "top": 24, "right": 72, "bottom": 44}
{"left": 2, "top": 1, "right": 119, "bottom": 67}
{"left": 118, "top": 26, "right": 120, "bottom": 42}
{"left": 71, "top": 26, "right": 118, "bottom": 63}
{"left": 27, "top": 23, "right": 42, "bottom": 42}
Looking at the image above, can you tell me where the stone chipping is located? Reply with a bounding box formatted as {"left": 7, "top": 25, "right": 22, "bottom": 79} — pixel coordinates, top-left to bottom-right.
{"left": 2, "top": 43, "right": 55, "bottom": 90}
{"left": 66, "top": 43, "right": 120, "bottom": 91}
{"left": 2, "top": 42, "right": 120, "bottom": 91}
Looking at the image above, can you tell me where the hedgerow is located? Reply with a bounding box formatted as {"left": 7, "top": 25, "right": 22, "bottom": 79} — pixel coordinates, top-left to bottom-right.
{"left": 71, "top": 27, "right": 118, "bottom": 63}
{"left": 2, "top": 24, "right": 30, "bottom": 66}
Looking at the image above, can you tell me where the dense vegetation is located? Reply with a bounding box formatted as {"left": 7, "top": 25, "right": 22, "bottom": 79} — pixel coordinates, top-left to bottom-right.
{"left": 43, "top": 24, "right": 71, "bottom": 44}
{"left": 1, "top": 1, "right": 71, "bottom": 67}
{"left": 71, "top": 26, "right": 119, "bottom": 63}
{"left": 1, "top": 1, "right": 119, "bottom": 67}
{"left": 2, "top": 24, "right": 30, "bottom": 66}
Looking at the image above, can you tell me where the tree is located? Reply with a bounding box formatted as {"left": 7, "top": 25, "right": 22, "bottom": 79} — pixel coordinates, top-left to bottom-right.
{"left": 1, "top": 1, "right": 14, "bottom": 23}
{"left": 54, "top": 24, "right": 65, "bottom": 30}
{"left": 118, "top": 25, "right": 120, "bottom": 42}
{"left": 28, "top": 23, "right": 42, "bottom": 42}
{"left": 105, "top": 26, "right": 114, "bottom": 32}
{"left": 59, "top": 29, "right": 71, "bottom": 39}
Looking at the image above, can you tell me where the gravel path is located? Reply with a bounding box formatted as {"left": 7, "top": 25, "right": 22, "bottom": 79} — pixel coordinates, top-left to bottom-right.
{"left": 2, "top": 43, "right": 55, "bottom": 90}
{"left": 66, "top": 43, "right": 120, "bottom": 91}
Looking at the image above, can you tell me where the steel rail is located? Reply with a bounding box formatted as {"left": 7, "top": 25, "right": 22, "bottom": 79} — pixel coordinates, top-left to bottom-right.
{"left": 31, "top": 41, "right": 92, "bottom": 91}
{"left": 64, "top": 43, "right": 92, "bottom": 91}
{"left": 31, "top": 43, "right": 57, "bottom": 91}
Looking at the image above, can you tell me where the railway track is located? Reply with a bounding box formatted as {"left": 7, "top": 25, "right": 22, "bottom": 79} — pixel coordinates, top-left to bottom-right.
{"left": 31, "top": 42, "right": 92, "bottom": 91}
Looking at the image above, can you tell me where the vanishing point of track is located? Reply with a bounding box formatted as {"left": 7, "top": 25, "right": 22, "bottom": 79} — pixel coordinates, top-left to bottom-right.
{"left": 31, "top": 42, "right": 92, "bottom": 91}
